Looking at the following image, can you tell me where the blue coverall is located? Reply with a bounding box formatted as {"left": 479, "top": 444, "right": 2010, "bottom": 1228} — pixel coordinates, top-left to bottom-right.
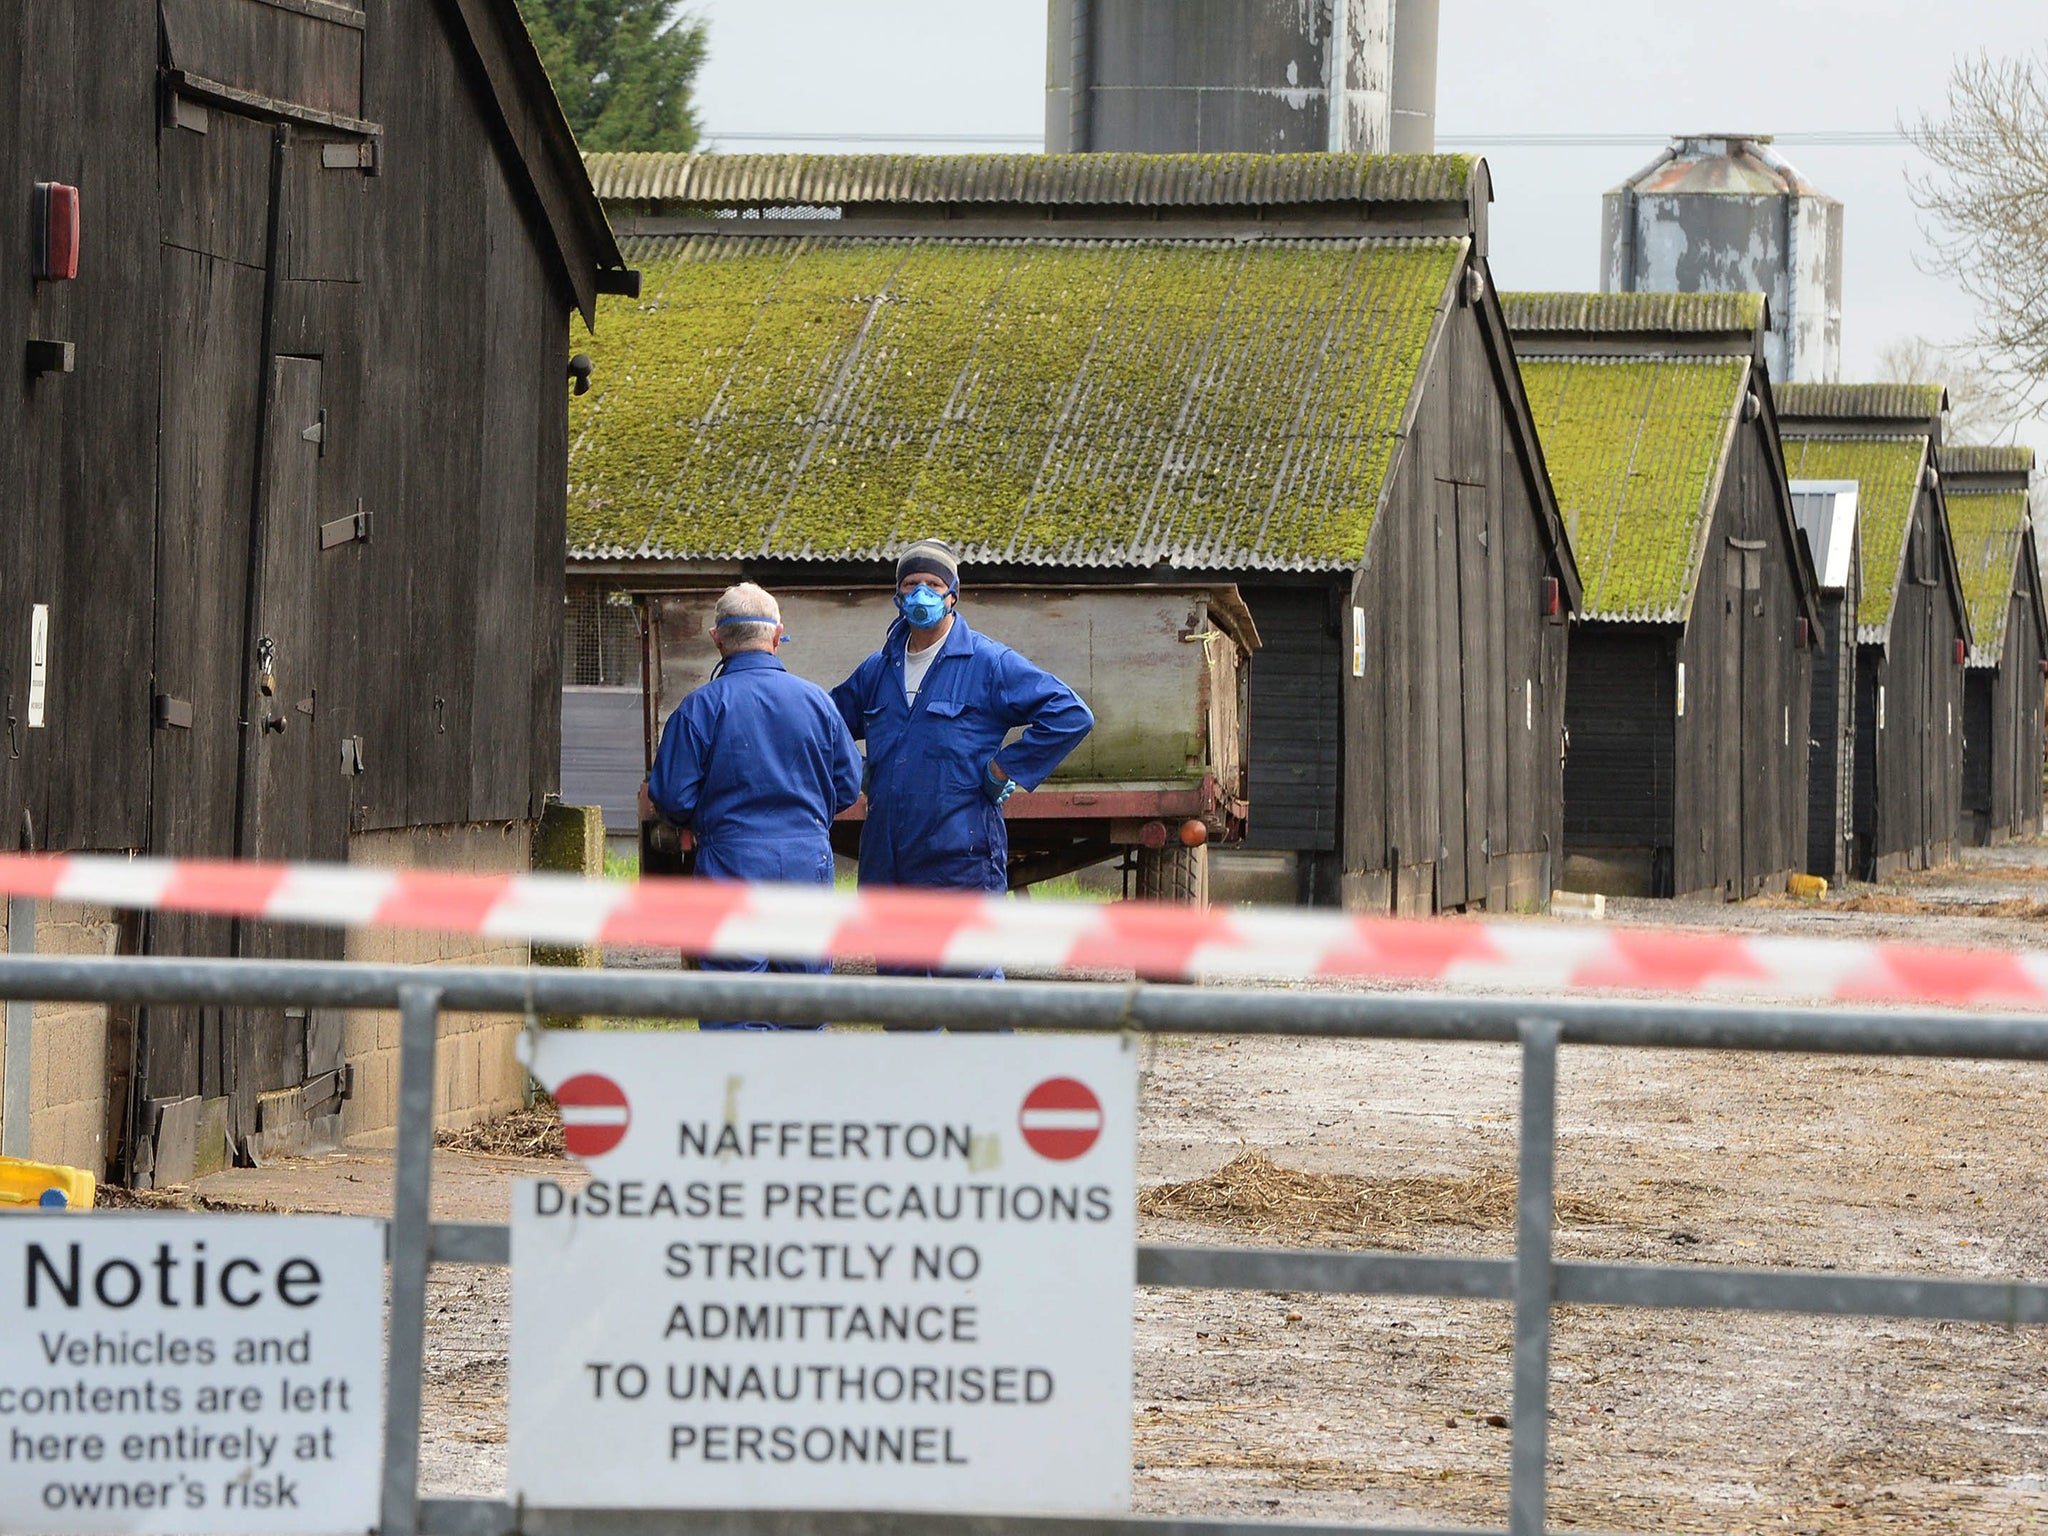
{"left": 831, "top": 615, "right": 1094, "bottom": 894}
{"left": 647, "top": 649, "right": 864, "bottom": 1029}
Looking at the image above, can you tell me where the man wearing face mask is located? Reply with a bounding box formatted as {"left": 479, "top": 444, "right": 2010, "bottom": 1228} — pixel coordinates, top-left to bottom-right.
{"left": 642, "top": 582, "right": 864, "bottom": 1028}
{"left": 832, "top": 540, "right": 1093, "bottom": 903}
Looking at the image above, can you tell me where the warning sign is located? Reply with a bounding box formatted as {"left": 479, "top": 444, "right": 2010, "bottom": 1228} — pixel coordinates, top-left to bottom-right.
{"left": 1019, "top": 1077, "right": 1104, "bottom": 1160}
{"left": 508, "top": 1032, "right": 1137, "bottom": 1515}
{"left": 555, "top": 1073, "right": 632, "bottom": 1158}
{"left": 0, "top": 1215, "right": 383, "bottom": 1535}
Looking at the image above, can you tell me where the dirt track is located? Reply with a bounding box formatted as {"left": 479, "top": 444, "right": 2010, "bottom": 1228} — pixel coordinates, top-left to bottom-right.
{"left": 177, "top": 845, "right": 2048, "bottom": 1531}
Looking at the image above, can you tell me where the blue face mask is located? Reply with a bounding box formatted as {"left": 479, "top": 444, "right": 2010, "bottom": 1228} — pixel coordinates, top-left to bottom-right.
{"left": 896, "top": 585, "right": 950, "bottom": 630}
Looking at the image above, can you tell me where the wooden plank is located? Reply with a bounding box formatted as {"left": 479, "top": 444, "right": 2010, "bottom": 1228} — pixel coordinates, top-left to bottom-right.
{"left": 15, "top": 1, "right": 160, "bottom": 853}
{"left": 0, "top": 14, "right": 22, "bottom": 845}
{"left": 161, "top": 0, "right": 364, "bottom": 120}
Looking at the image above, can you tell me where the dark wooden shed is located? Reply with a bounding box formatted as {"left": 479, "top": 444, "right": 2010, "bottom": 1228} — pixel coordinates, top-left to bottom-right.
{"left": 2, "top": 1, "right": 633, "bottom": 1176}
{"left": 1944, "top": 446, "right": 2045, "bottom": 846}
{"left": 1778, "top": 385, "right": 1971, "bottom": 879}
{"left": 568, "top": 151, "right": 1581, "bottom": 913}
{"left": 1787, "top": 480, "right": 1862, "bottom": 884}
{"left": 1506, "top": 292, "right": 1820, "bottom": 900}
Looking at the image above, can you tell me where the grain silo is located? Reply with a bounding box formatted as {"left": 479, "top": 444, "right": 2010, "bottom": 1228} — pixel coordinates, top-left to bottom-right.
{"left": 1045, "top": 0, "right": 1439, "bottom": 154}
{"left": 1600, "top": 135, "right": 1843, "bottom": 385}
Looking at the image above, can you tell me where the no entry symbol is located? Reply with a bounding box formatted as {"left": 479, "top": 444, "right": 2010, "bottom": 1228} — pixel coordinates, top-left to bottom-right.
{"left": 555, "top": 1073, "right": 631, "bottom": 1158}
{"left": 1019, "top": 1077, "right": 1104, "bottom": 1161}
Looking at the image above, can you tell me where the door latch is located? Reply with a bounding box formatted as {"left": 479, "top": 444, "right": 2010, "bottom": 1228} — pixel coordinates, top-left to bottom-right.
{"left": 256, "top": 636, "right": 277, "bottom": 697}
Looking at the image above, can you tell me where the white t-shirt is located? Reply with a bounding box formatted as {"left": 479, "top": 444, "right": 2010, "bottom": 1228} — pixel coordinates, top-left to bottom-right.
{"left": 903, "top": 642, "right": 941, "bottom": 704}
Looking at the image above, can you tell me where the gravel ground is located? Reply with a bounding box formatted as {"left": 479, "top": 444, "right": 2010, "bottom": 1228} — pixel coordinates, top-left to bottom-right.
{"left": 179, "top": 844, "right": 2048, "bottom": 1531}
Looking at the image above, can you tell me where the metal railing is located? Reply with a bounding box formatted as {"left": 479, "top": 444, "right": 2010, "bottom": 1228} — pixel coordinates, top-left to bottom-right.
{"left": 4, "top": 951, "right": 2048, "bottom": 1536}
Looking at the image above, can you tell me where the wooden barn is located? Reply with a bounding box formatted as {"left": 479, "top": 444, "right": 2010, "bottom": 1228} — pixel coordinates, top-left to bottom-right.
{"left": 1778, "top": 385, "right": 1971, "bottom": 879}
{"left": 1, "top": 2, "right": 634, "bottom": 1179}
{"left": 568, "top": 151, "right": 1581, "bottom": 913}
{"left": 1787, "top": 480, "right": 1862, "bottom": 884}
{"left": 1506, "top": 292, "right": 1819, "bottom": 899}
{"left": 1944, "top": 446, "right": 2045, "bottom": 845}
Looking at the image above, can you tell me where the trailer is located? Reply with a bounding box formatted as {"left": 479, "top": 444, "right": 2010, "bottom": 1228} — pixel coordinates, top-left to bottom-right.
{"left": 640, "top": 585, "right": 1258, "bottom": 903}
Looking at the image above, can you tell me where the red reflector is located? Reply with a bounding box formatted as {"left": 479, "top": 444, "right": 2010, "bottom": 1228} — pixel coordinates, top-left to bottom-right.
{"left": 34, "top": 182, "right": 79, "bottom": 281}
{"left": 1541, "top": 575, "right": 1561, "bottom": 617}
{"left": 1956, "top": 638, "right": 1967, "bottom": 666}
{"left": 1796, "top": 617, "right": 1811, "bottom": 649}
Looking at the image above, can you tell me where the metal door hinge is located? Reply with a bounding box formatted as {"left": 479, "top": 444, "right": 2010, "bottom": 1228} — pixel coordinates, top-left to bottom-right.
{"left": 301, "top": 408, "right": 327, "bottom": 453}
{"left": 153, "top": 695, "right": 194, "bottom": 729}
{"left": 321, "top": 504, "right": 371, "bottom": 548}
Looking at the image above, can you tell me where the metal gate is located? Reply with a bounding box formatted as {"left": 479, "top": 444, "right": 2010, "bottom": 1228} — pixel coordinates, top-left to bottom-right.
{"left": 6, "top": 946, "right": 2048, "bottom": 1536}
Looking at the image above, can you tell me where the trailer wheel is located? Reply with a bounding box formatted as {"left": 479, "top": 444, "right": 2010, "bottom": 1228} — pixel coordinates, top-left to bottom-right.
{"left": 1134, "top": 844, "right": 1208, "bottom": 906}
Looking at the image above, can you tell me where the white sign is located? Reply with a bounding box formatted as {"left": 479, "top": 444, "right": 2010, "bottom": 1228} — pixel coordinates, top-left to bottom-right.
{"left": 509, "top": 1032, "right": 1137, "bottom": 1515}
{"left": 26, "top": 604, "right": 47, "bottom": 730}
{"left": 0, "top": 1215, "right": 384, "bottom": 1536}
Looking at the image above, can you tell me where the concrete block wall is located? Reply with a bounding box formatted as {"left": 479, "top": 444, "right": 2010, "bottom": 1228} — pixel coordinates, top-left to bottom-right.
{"left": 0, "top": 902, "right": 122, "bottom": 1172}
{"left": 341, "top": 821, "right": 535, "bottom": 1147}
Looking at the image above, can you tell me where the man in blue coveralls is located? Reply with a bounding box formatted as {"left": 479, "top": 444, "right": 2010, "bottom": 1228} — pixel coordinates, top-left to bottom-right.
{"left": 642, "top": 583, "right": 864, "bottom": 1028}
{"left": 832, "top": 541, "right": 1093, "bottom": 961}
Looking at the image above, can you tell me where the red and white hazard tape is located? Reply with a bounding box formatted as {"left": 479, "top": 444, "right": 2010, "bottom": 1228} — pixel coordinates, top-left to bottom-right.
{"left": 0, "top": 853, "right": 2042, "bottom": 1009}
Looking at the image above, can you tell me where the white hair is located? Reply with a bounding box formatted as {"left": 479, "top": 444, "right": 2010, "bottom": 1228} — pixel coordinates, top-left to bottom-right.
{"left": 714, "top": 583, "right": 781, "bottom": 652}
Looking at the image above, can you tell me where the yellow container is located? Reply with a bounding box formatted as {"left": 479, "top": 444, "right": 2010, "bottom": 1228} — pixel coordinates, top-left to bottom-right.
{"left": 1787, "top": 873, "right": 1829, "bottom": 901}
{"left": 0, "top": 1155, "right": 97, "bottom": 1210}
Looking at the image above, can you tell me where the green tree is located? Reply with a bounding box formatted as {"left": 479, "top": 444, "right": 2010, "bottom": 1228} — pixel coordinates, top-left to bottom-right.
{"left": 519, "top": 0, "right": 708, "bottom": 153}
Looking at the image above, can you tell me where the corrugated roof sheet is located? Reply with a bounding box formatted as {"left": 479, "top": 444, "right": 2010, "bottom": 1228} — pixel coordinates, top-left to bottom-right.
{"left": 581, "top": 152, "right": 1477, "bottom": 208}
{"left": 1942, "top": 444, "right": 2035, "bottom": 478}
{"left": 1502, "top": 290, "right": 1764, "bottom": 338}
{"left": 566, "top": 234, "right": 1465, "bottom": 570}
{"left": 1516, "top": 357, "right": 1746, "bottom": 621}
{"left": 1946, "top": 489, "right": 2030, "bottom": 664}
{"left": 1775, "top": 382, "right": 1946, "bottom": 424}
{"left": 1781, "top": 435, "right": 1928, "bottom": 636}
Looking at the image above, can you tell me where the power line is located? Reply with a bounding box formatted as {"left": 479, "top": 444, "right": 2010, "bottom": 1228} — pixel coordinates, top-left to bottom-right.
{"left": 705, "top": 129, "right": 1921, "bottom": 150}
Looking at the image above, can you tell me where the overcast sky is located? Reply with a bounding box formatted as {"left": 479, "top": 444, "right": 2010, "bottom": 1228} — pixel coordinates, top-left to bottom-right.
{"left": 686, "top": 1, "right": 2044, "bottom": 441}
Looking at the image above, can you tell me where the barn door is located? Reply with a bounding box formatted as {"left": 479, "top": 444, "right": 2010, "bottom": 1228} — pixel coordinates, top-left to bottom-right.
{"left": 1432, "top": 481, "right": 1469, "bottom": 910}
{"left": 1716, "top": 545, "right": 1745, "bottom": 895}
{"left": 133, "top": 107, "right": 357, "bottom": 1182}
{"left": 228, "top": 353, "right": 348, "bottom": 1159}
{"left": 1731, "top": 539, "right": 1767, "bottom": 895}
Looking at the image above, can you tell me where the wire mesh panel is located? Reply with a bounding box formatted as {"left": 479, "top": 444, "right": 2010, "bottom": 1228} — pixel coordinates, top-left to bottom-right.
{"left": 563, "top": 584, "right": 643, "bottom": 688}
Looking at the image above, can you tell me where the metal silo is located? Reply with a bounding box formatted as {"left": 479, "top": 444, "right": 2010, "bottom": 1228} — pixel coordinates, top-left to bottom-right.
{"left": 1600, "top": 135, "right": 1844, "bottom": 384}
{"left": 1045, "top": 0, "right": 1439, "bottom": 155}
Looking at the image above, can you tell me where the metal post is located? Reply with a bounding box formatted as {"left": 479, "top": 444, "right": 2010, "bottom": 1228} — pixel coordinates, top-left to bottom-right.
{"left": 380, "top": 983, "right": 444, "bottom": 1536}
{"left": 2, "top": 896, "right": 35, "bottom": 1158}
{"left": 1509, "top": 1017, "right": 1560, "bottom": 1536}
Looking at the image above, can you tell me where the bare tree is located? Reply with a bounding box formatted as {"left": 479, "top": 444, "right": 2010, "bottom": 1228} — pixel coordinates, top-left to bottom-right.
{"left": 1909, "top": 49, "right": 2048, "bottom": 415}
{"left": 1874, "top": 335, "right": 2023, "bottom": 443}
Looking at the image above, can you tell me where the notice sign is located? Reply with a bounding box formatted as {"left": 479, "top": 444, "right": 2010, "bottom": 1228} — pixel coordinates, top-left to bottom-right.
{"left": 509, "top": 1032, "right": 1137, "bottom": 1515}
{"left": 0, "top": 1215, "right": 383, "bottom": 1536}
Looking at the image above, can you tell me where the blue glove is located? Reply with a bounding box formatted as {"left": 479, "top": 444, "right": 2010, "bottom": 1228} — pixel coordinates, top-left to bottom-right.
{"left": 983, "top": 763, "right": 1017, "bottom": 806}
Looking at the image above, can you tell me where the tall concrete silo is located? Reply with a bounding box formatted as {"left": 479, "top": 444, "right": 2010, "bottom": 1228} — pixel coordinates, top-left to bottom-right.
{"left": 1600, "top": 134, "right": 1844, "bottom": 384}
{"left": 1045, "top": 0, "right": 1439, "bottom": 155}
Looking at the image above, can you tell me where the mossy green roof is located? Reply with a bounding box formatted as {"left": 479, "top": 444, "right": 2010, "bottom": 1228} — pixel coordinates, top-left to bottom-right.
{"left": 1945, "top": 489, "right": 2030, "bottom": 663}
{"left": 1942, "top": 443, "right": 2035, "bottom": 479}
{"left": 582, "top": 152, "right": 1478, "bottom": 209}
{"left": 1780, "top": 435, "right": 1928, "bottom": 637}
{"left": 566, "top": 234, "right": 1464, "bottom": 570}
{"left": 1514, "top": 356, "right": 1746, "bottom": 620}
{"left": 1502, "top": 290, "right": 1764, "bottom": 338}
